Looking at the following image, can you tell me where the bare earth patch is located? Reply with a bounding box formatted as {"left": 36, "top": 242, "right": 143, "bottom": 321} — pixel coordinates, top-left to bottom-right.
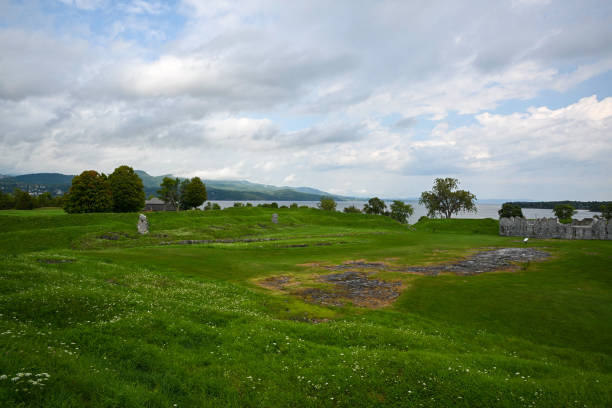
{"left": 297, "top": 272, "right": 403, "bottom": 308}
{"left": 260, "top": 248, "right": 551, "bottom": 309}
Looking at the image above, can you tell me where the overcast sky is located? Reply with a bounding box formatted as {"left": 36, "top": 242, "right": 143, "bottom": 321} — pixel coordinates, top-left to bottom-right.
{"left": 1, "top": 0, "right": 611, "bottom": 199}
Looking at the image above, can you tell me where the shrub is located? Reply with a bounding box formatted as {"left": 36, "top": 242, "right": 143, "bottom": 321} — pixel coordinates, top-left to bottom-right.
{"left": 363, "top": 197, "right": 386, "bottom": 215}
{"left": 343, "top": 205, "right": 361, "bottom": 213}
{"left": 318, "top": 196, "right": 337, "bottom": 211}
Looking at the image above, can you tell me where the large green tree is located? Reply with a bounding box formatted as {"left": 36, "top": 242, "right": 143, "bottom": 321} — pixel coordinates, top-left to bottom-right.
{"left": 14, "top": 189, "right": 35, "bottom": 210}
{"left": 157, "top": 177, "right": 181, "bottom": 211}
{"left": 181, "top": 177, "right": 207, "bottom": 209}
{"left": 498, "top": 203, "right": 524, "bottom": 218}
{"left": 64, "top": 170, "right": 112, "bottom": 213}
{"left": 389, "top": 200, "right": 414, "bottom": 224}
{"left": 108, "top": 165, "right": 146, "bottom": 212}
{"left": 419, "top": 178, "right": 476, "bottom": 219}
{"left": 0, "top": 191, "right": 14, "bottom": 209}
{"left": 363, "top": 197, "right": 387, "bottom": 215}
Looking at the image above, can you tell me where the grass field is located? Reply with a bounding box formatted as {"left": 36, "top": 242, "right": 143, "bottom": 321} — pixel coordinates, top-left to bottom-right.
{"left": 0, "top": 207, "right": 610, "bottom": 407}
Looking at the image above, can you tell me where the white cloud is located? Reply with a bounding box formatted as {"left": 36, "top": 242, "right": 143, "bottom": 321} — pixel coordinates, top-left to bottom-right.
{"left": 0, "top": 0, "right": 611, "bottom": 199}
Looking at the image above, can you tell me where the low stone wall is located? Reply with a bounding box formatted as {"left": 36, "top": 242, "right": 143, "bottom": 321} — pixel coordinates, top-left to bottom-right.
{"left": 499, "top": 217, "right": 611, "bottom": 240}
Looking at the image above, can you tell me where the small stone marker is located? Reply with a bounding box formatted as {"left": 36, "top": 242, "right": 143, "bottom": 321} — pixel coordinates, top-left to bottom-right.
{"left": 137, "top": 214, "right": 149, "bottom": 234}
{"left": 271, "top": 213, "right": 278, "bottom": 224}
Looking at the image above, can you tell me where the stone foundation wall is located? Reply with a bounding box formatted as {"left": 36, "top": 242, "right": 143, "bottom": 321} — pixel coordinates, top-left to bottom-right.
{"left": 499, "top": 217, "right": 611, "bottom": 240}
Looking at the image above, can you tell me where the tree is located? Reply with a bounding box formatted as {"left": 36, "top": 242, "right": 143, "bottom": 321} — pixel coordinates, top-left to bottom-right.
{"left": 181, "top": 177, "right": 207, "bottom": 209}
{"left": 64, "top": 170, "right": 112, "bottom": 213}
{"left": 318, "top": 196, "right": 337, "bottom": 211}
{"left": 108, "top": 165, "right": 146, "bottom": 212}
{"left": 389, "top": 200, "right": 414, "bottom": 224}
{"left": 157, "top": 177, "right": 180, "bottom": 211}
{"left": 599, "top": 203, "right": 612, "bottom": 221}
{"left": 554, "top": 204, "right": 576, "bottom": 223}
{"left": 419, "top": 178, "right": 476, "bottom": 219}
{"left": 36, "top": 192, "right": 53, "bottom": 208}
{"left": 14, "top": 189, "right": 35, "bottom": 210}
{"left": 343, "top": 205, "right": 361, "bottom": 213}
{"left": 0, "top": 191, "right": 14, "bottom": 209}
{"left": 363, "top": 197, "right": 387, "bottom": 215}
{"left": 498, "top": 203, "right": 524, "bottom": 218}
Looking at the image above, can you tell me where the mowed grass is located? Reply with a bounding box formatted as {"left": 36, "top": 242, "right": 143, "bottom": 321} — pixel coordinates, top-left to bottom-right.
{"left": 0, "top": 208, "right": 610, "bottom": 407}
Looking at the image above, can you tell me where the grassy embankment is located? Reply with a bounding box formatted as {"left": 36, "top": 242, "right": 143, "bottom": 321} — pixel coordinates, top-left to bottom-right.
{"left": 0, "top": 207, "right": 610, "bottom": 407}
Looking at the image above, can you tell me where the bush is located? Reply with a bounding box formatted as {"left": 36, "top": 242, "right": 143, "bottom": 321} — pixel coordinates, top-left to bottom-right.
{"left": 363, "top": 197, "right": 386, "bottom": 215}
{"left": 343, "top": 205, "right": 361, "bottom": 213}
{"left": 233, "top": 202, "right": 244, "bottom": 208}
{"left": 290, "top": 203, "right": 298, "bottom": 209}
{"left": 318, "top": 196, "right": 337, "bottom": 211}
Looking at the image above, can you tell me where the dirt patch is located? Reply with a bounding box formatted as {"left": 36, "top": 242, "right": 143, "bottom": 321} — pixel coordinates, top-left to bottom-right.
{"left": 256, "top": 275, "right": 302, "bottom": 291}
{"left": 261, "top": 247, "right": 551, "bottom": 310}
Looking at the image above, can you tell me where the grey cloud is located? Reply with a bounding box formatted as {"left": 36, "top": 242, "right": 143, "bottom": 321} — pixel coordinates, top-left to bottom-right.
{"left": 0, "top": 30, "right": 92, "bottom": 100}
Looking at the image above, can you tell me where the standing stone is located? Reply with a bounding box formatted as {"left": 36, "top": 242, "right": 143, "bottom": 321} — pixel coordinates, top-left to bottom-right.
{"left": 271, "top": 213, "right": 278, "bottom": 224}
{"left": 137, "top": 214, "right": 149, "bottom": 234}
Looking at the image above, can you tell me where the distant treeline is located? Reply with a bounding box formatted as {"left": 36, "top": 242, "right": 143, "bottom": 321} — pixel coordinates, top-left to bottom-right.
{"left": 507, "top": 201, "right": 611, "bottom": 212}
{"left": 0, "top": 190, "right": 63, "bottom": 210}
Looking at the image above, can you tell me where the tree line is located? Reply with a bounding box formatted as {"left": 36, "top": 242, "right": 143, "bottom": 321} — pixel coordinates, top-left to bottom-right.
{"left": 499, "top": 202, "right": 612, "bottom": 222}
{"left": 506, "top": 200, "right": 611, "bottom": 212}
{"left": 317, "top": 178, "right": 478, "bottom": 224}
{"left": 62, "top": 166, "right": 207, "bottom": 213}
{"left": 0, "top": 190, "right": 64, "bottom": 210}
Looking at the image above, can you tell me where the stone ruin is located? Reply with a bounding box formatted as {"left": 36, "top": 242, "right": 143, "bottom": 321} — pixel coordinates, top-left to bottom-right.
{"left": 137, "top": 214, "right": 149, "bottom": 235}
{"left": 499, "top": 217, "right": 611, "bottom": 240}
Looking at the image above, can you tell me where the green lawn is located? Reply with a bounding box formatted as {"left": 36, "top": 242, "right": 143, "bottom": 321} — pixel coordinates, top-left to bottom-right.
{"left": 0, "top": 208, "right": 610, "bottom": 407}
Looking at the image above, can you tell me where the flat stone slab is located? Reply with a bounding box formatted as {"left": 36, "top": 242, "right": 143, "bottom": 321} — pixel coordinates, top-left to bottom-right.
{"left": 407, "top": 247, "right": 550, "bottom": 276}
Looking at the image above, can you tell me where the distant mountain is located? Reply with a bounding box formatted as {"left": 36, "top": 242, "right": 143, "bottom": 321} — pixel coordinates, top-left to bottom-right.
{"left": 0, "top": 170, "right": 347, "bottom": 201}
{"left": 0, "top": 173, "right": 74, "bottom": 196}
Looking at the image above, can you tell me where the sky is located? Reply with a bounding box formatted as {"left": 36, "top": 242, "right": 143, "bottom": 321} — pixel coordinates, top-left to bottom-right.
{"left": 1, "top": 0, "right": 611, "bottom": 200}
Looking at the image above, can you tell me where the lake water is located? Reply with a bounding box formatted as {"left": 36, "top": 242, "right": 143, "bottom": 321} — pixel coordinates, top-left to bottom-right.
{"left": 204, "top": 200, "right": 601, "bottom": 223}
